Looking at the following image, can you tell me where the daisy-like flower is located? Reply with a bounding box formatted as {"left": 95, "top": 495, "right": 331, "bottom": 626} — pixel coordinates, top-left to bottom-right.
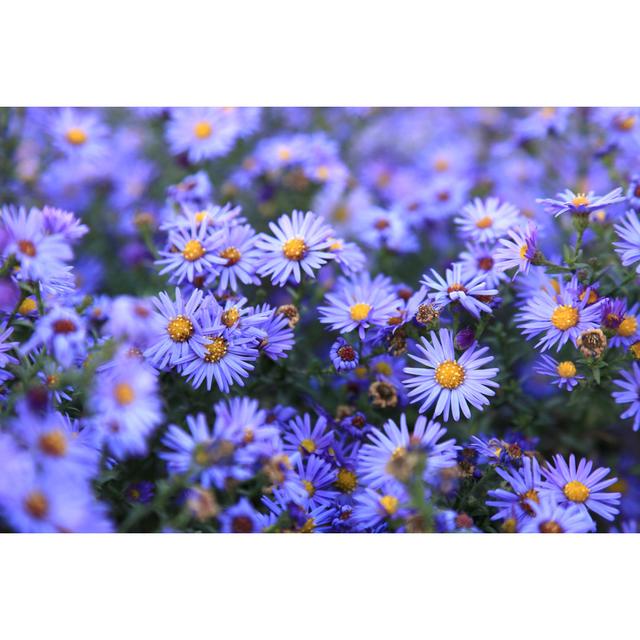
{"left": 352, "top": 483, "right": 409, "bottom": 531}
{"left": 49, "top": 107, "right": 109, "bottom": 160}
{"left": 295, "top": 455, "right": 339, "bottom": 509}
{"left": 176, "top": 309, "right": 259, "bottom": 392}
{"left": 421, "top": 263, "right": 498, "bottom": 318}
{"left": 458, "top": 243, "right": 508, "bottom": 289}
{"left": 318, "top": 272, "right": 401, "bottom": 339}
{"left": 156, "top": 219, "right": 225, "bottom": 284}
{"left": 486, "top": 456, "right": 543, "bottom": 522}
{"left": 1, "top": 205, "right": 73, "bottom": 285}
{"left": 213, "top": 396, "right": 278, "bottom": 450}
{"left": 517, "top": 496, "right": 595, "bottom": 533}
{"left": 455, "top": 197, "right": 520, "bottom": 243}
{"left": 144, "top": 288, "right": 208, "bottom": 370}
{"left": 165, "top": 107, "right": 240, "bottom": 162}
{"left": 541, "top": 454, "right": 621, "bottom": 521}
{"left": 534, "top": 355, "right": 583, "bottom": 391}
{"left": 256, "top": 210, "right": 334, "bottom": 286}
{"left": 612, "top": 362, "right": 640, "bottom": 431}
{"left": 0, "top": 323, "right": 18, "bottom": 385}
{"left": 613, "top": 210, "right": 640, "bottom": 274}
{"left": 250, "top": 303, "right": 295, "bottom": 361}
{"left": 219, "top": 497, "right": 263, "bottom": 533}
{"left": 609, "top": 302, "right": 640, "bottom": 349}
{"left": 515, "top": 277, "right": 603, "bottom": 352}
{"left": 537, "top": 187, "right": 625, "bottom": 217}
{"left": 330, "top": 337, "right": 359, "bottom": 372}
{"left": 22, "top": 306, "right": 87, "bottom": 368}
{"left": 358, "top": 413, "right": 458, "bottom": 489}
{"left": 403, "top": 328, "right": 499, "bottom": 422}
{"left": 208, "top": 223, "right": 262, "bottom": 293}
{"left": 494, "top": 223, "right": 538, "bottom": 278}
{"left": 283, "top": 414, "right": 334, "bottom": 460}
{"left": 88, "top": 351, "right": 163, "bottom": 459}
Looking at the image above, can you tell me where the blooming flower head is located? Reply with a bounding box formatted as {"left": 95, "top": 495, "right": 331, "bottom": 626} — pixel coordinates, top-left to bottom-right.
{"left": 256, "top": 210, "right": 334, "bottom": 286}
{"left": 219, "top": 497, "right": 263, "bottom": 533}
{"left": 250, "top": 303, "right": 295, "bottom": 361}
{"left": 516, "top": 277, "right": 603, "bottom": 352}
{"left": 494, "top": 223, "right": 538, "bottom": 278}
{"left": 283, "top": 413, "right": 334, "bottom": 460}
{"left": 403, "top": 328, "right": 499, "bottom": 421}
{"left": 352, "top": 483, "right": 409, "bottom": 531}
{"left": 517, "top": 496, "right": 595, "bottom": 533}
{"left": 541, "top": 454, "right": 621, "bottom": 521}
{"left": 455, "top": 197, "right": 520, "bottom": 243}
{"left": 613, "top": 362, "right": 640, "bottom": 431}
{"left": 534, "top": 355, "right": 583, "bottom": 391}
{"left": 156, "top": 219, "right": 225, "bottom": 284}
{"left": 613, "top": 210, "right": 640, "bottom": 274}
{"left": 330, "top": 337, "right": 359, "bottom": 371}
{"left": 358, "top": 413, "right": 457, "bottom": 489}
{"left": 41, "top": 206, "right": 89, "bottom": 242}
{"left": 49, "top": 107, "right": 109, "bottom": 161}
{"left": 295, "top": 455, "right": 339, "bottom": 508}
{"left": 537, "top": 187, "right": 625, "bottom": 217}
{"left": 458, "top": 242, "right": 507, "bottom": 289}
{"left": 319, "top": 272, "right": 401, "bottom": 339}
{"left": 486, "top": 456, "right": 544, "bottom": 522}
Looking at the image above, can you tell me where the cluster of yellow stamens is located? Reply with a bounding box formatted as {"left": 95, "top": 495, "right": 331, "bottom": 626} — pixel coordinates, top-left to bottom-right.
{"left": 563, "top": 480, "right": 590, "bottom": 503}
{"left": 114, "top": 382, "right": 136, "bottom": 406}
{"left": 220, "top": 246, "right": 241, "bottom": 266}
{"left": 617, "top": 315, "right": 638, "bottom": 337}
{"left": 222, "top": 307, "right": 240, "bottom": 328}
{"left": 65, "top": 127, "right": 88, "bottom": 146}
{"left": 556, "top": 361, "right": 577, "bottom": 378}
{"left": 182, "top": 239, "right": 206, "bottom": 262}
{"left": 475, "top": 215, "right": 493, "bottom": 229}
{"left": 350, "top": 302, "right": 371, "bottom": 322}
{"left": 282, "top": 237, "right": 307, "bottom": 261}
{"left": 447, "top": 283, "right": 467, "bottom": 295}
{"left": 299, "top": 438, "right": 316, "bottom": 454}
{"left": 18, "top": 239, "right": 37, "bottom": 257}
{"left": 193, "top": 121, "right": 213, "bottom": 139}
{"left": 335, "top": 468, "right": 358, "bottom": 493}
{"left": 551, "top": 304, "right": 578, "bottom": 331}
{"left": 434, "top": 360, "right": 465, "bottom": 389}
{"left": 167, "top": 314, "right": 194, "bottom": 342}
{"left": 24, "top": 491, "right": 49, "bottom": 519}
{"left": 38, "top": 429, "right": 68, "bottom": 457}
{"left": 379, "top": 495, "right": 399, "bottom": 516}
{"left": 570, "top": 193, "right": 590, "bottom": 208}
{"left": 539, "top": 520, "right": 563, "bottom": 533}
{"left": 203, "top": 336, "right": 228, "bottom": 363}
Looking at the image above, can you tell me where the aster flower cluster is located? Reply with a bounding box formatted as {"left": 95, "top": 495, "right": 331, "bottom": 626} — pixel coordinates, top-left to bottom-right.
{"left": 1, "top": 106, "right": 640, "bottom": 533}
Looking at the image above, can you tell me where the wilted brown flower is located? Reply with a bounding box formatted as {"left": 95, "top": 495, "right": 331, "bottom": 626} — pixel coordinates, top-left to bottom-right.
{"left": 368, "top": 380, "right": 398, "bottom": 408}
{"left": 577, "top": 328, "right": 607, "bottom": 358}
{"left": 415, "top": 303, "right": 439, "bottom": 326}
{"left": 276, "top": 304, "right": 300, "bottom": 328}
{"left": 186, "top": 487, "right": 219, "bottom": 521}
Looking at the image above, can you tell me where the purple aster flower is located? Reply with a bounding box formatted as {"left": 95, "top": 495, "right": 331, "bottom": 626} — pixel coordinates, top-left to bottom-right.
{"left": 49, "top": 107, "right": 109, "bottom": 161}
{"left": 358, "top": 413, "right": 458, "bottom": 489}
{"left": 250, "top": 303, "right": 295, "bottom": 361}
{"left": 161, "top": 412, "right": 252, "bottom": 490}
{"left": 318, "top": 272, "right": 400, "bottom": 339}
{"left": 261, "top": 493, "right": 334, "bottom": 533}
{"left": 213, "top": 396, "right": 279, "bottom": 452}
{"left": 330, "top": 337, "right": 359, "bottom": 371}
{"left": 517, "top": 496, "right": 595, "bottom": 533}
{"left": 537, "top": 187, "right": 625, "bottom": 217}
{"left": 325, "top": 236, "right": 367, "bottom": 275}
{"left": 219, "top": 497, "right": 263, "bottom": 533}
{"left": 486, "top": 456, "right": 543, "bottom": 522}
{"left": 125, "top": 481, "right": 155, "bottom": 504}
{"left": 515, "top": 277, "right": 603, "bottom": 352}
{"left": 609, "top": 302, "right": 640, "bottom": 348}
{"left": 102, "top": 295, "right": 157, "bottom": 349}
{"left": 295, "top": 455, "right": 339, "bottom": 508}
{"left": 352, "top": 483, "right": 409, "bottom": 531}
{"left": 403, "top": 328, "right": 499, "bottom": 421}
{"left": 612, "top": 362, "right": 640, "bottom": 431}
{"left": 88, "top": 351, "right": 163, "bottom": 459}
{"left": 351, "top": 206, "right": 419, "bottom": 253}
{"left": 283, "top": 413, "right": 334, "bottom": 460}
{"left": 156, "top": 219, "right": 225, "bottom": 284}
{"left": 458, "top": 242, "right": 508, "bottom": 289}
{"left": 167, "top": 170, "right": 213, "bottom": 208}
{"left": 256, "top": 210, "right": 334, "bottom": 286}
{"left": 41, "top": 205, "right": 89, "bottom": 242}
{"left": 534, "top": 355, "right": 583, "bottom": 391}
{"left": 421, "top": 262, "right": 498, "bottom": 318}
{"left": 22, "top": 306, "right": 87, "bottom": 368}
{"left": 144, "top": 288, "right": 208, "bottom": 370}
{"left": 434, "top": 510, "right": 480, "bottom": 533}
{"left": 494, "top": 223, "right": 538, "bottom": 278}
{"left": 455, "top": 197, "right": 520, "bottom": 243}
{"left": 613, "top": 210, "right": 640, "bottom": 274}
{"left": 166, "top": 107, "right": 240, "bottom": 162}
{"left": 541, "top": 454, "right": 621, "bottom": 521}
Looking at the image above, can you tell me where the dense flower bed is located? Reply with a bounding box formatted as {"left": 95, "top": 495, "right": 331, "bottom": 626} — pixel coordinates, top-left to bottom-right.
{"left": 1, "top": 107, "right": 639, "bottom": 533}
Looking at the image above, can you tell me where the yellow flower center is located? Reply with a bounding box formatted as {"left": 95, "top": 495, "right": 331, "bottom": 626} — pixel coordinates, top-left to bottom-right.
{"left": 18, "top": 297, "right": 37, "bottom": 314}
{"left": 18, "top": 239, "right": 37, "bottom": 257}
{"left": 618, "top": 315, "right": 638, "bottom": 337}
{"left": 475, "top": 215, "right": 493, "bottom": 229}
{"left": 220, "top": 246, "right": 241, "bottom": 266}
{"left": 616, "top": 115, "right": 636, "bottom": 131}
{"left": 303, "top": 480, "right": 315, "bottom": 497}
{"left": 277, "top": 146, "right": 291, "bottom": 161}
{"left": 551, "top": 304, "right": 578, "bottom": 330}
{"left": 434, "top": 157, "right": 450, "bottom": 172}
{"left": 114, "top": 382, "right": 136, "bottom": 406}
{"left": 630, "top": 341, "right": 640, "bottom": 360}
{"left": 282, "top": 237, "right": 307, "bottom": 261}
{"left": 556, "top": 361, "right": 577, "bottom": 378}
{"left": 379, "top": 495, "right": 399, "bottom": 516}
{"left": 335, "top": 468, "right": 358, "bottom": 493}
{"left": 167, "top": 315, "right": 194, "bottom": 342}
{"left": 300, "top": 518, "right": 315, "bottom": 533}
{"left": 350, "top": 303, "right": 372, "bottom": 322}
{"left": 519, "top": 244, "right": 528, "bottom": 259}
{"left": 182, "top": 239, "right": 206, "bottom": 262}
{"left": 375, "top": 362, "right": 392, "bottom": 376}
{"left": 539, "top": 520, "right": 563, "bottom": 533}
{"left": 65, "top": 127, "right": 87, "bottom": 145}
{"left": 194, "top": 210, "right": 209, "bottom": 224}
{"left": 578, "top": 289, "right": 598, "bottom": 305}
{"left": 204, "top": 336, "right": 228, "bottom": 363}
{"left": 222, "top": 307, "right": 240, "bottom": 328}
{"left": 38, "top": 429, "right": 68, "bottom": 457}
{"left": 193, "top": 121, "right": 213, "bottom": 139}
{"left": 571, "top": 193, "right": 590, "bottom": 208}
{"left": 435, "top": 360, "right": 465, "bottom": 389}
{"left": 328, "top": 239, "right": 343, "bottom": 251}
{"left": 563, "top": 480, "right": 590, "bottom": 503}
{"left": 24, "top": 491, "right": 49, "bottom": 519}
{"left": 299, "top": 438, "right": 316, "bottom": 454}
